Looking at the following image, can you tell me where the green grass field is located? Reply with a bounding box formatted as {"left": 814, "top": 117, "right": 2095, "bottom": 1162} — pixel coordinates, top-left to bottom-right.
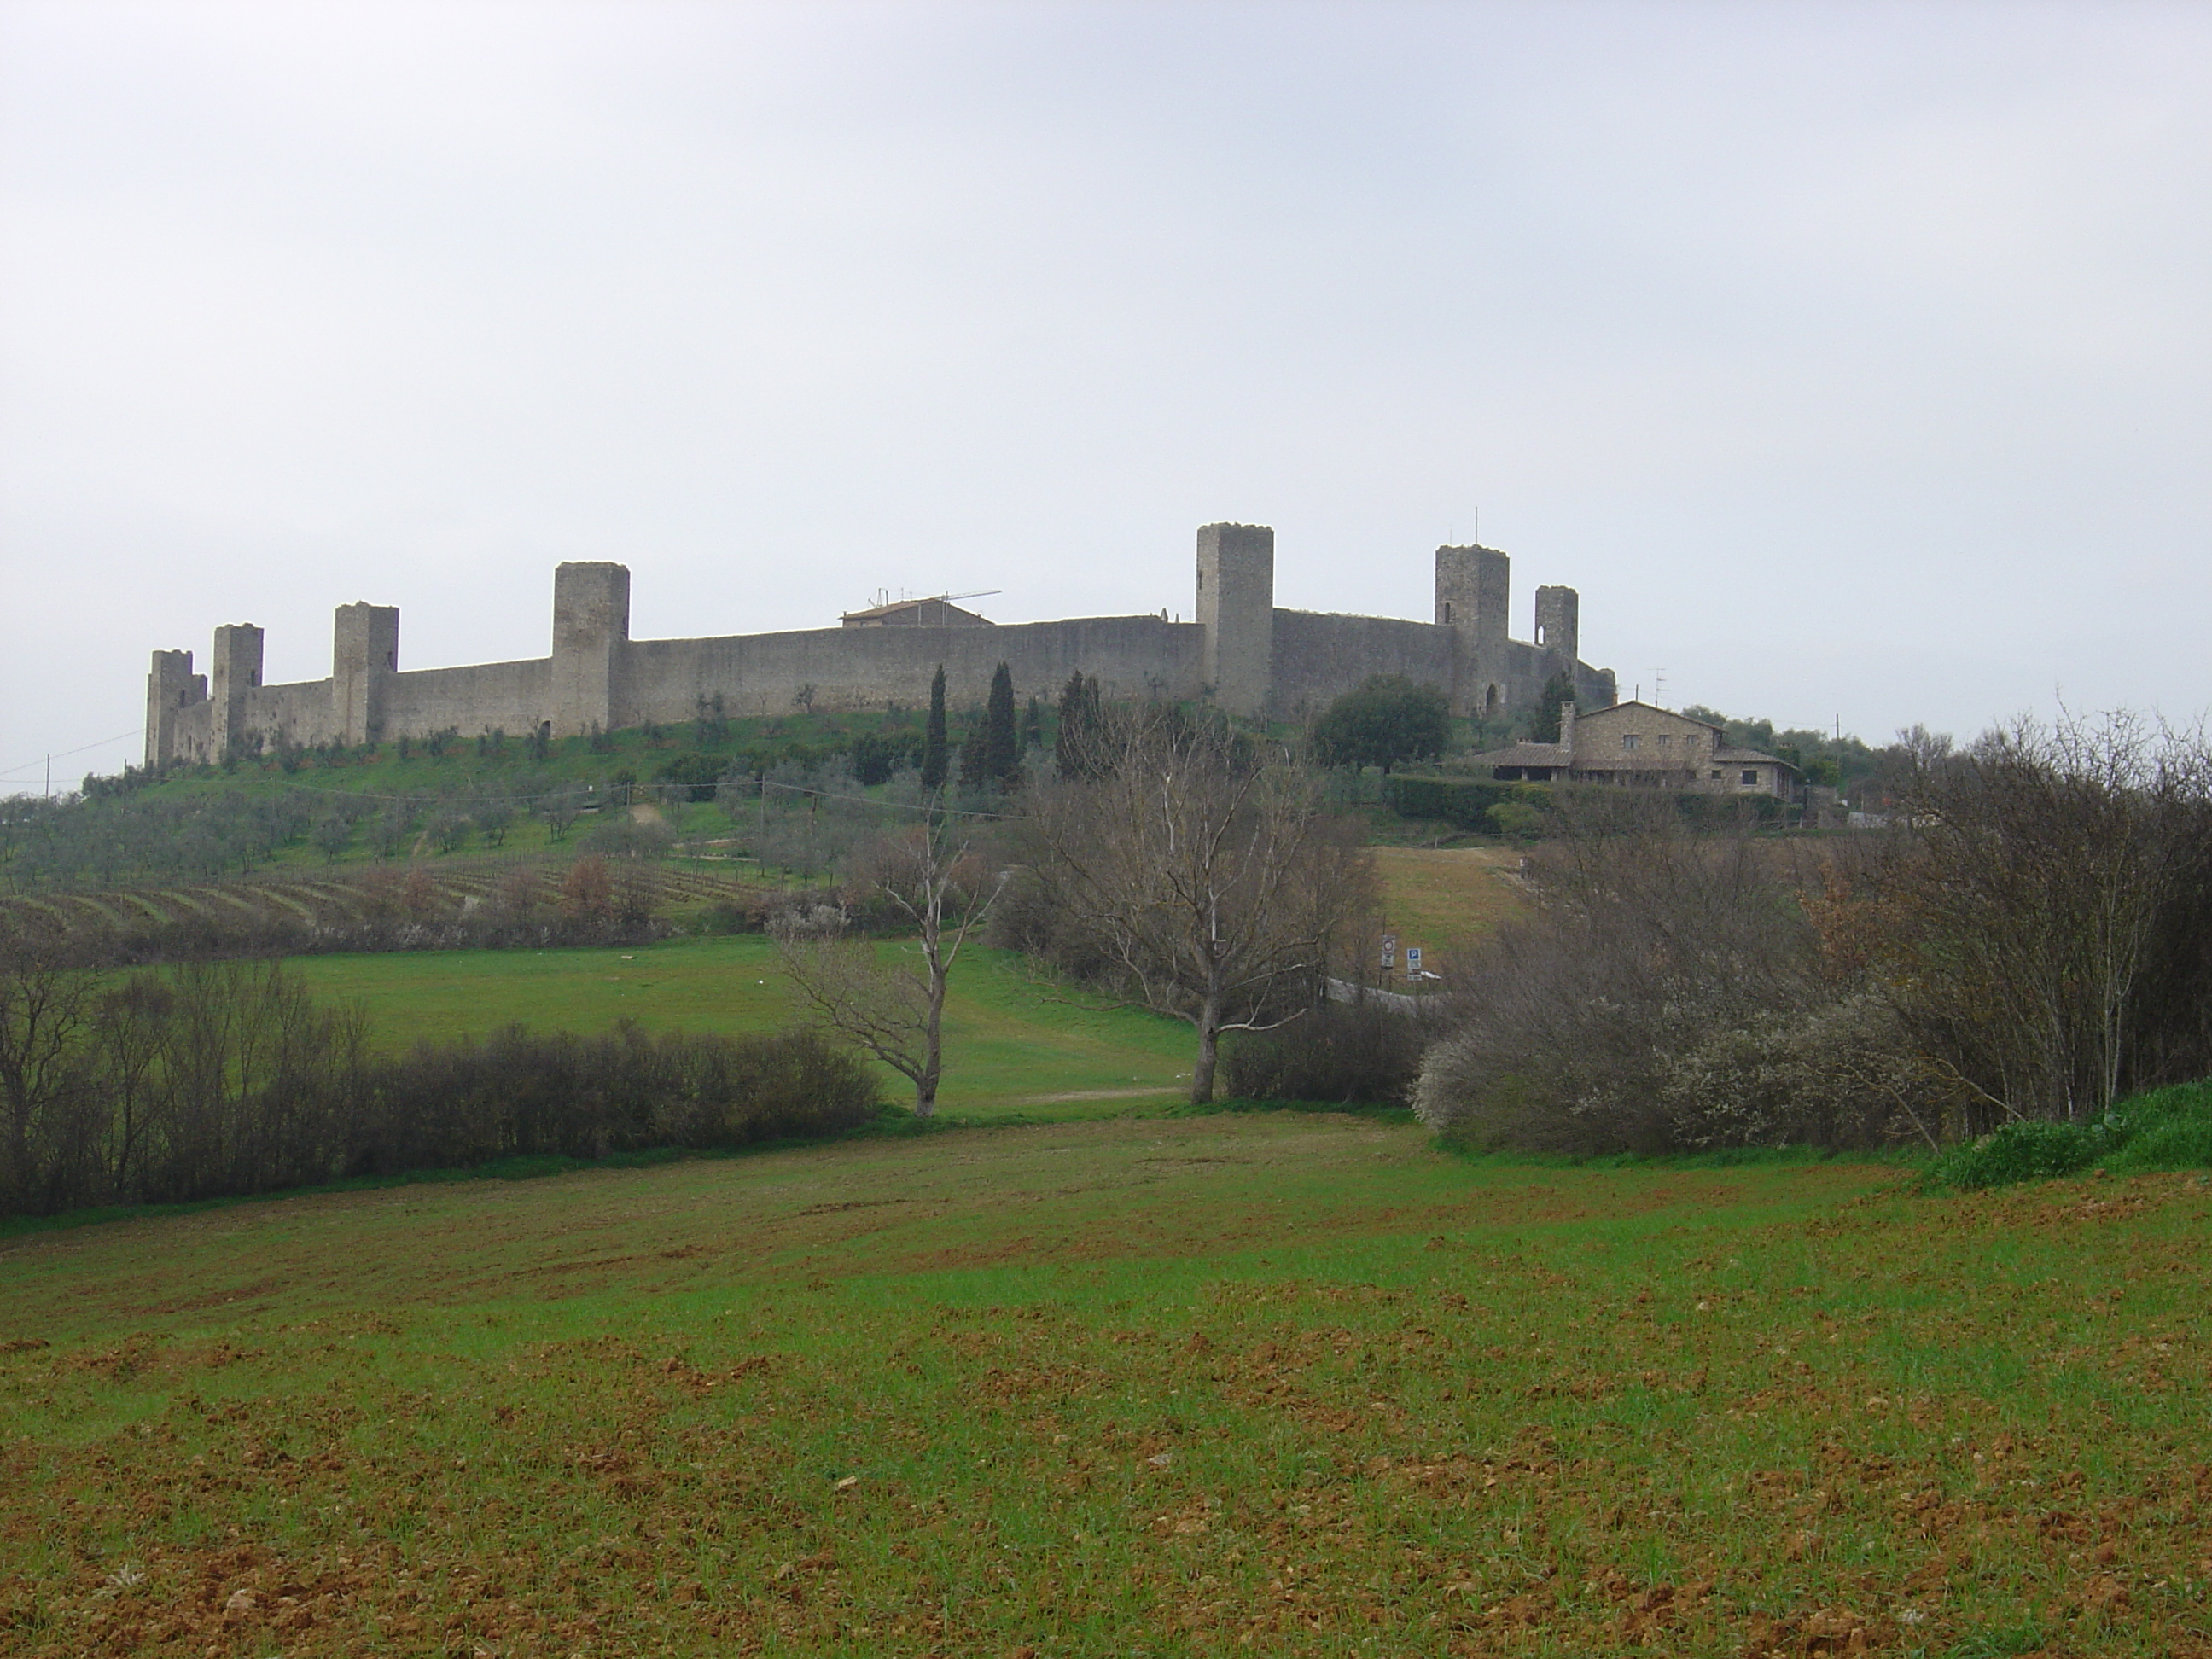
{"left": 1368, "top": 847, "right": 1531, "bottom": 976}
{"left": 285, "top": 938, "right": 1198, "bottom": 1119}
{"left": 3, "top": 1122, "right": 2207, "bottom": 1656}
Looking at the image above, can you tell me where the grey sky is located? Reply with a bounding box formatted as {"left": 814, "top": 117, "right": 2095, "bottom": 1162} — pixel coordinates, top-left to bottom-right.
{"left": 3, "top": 0, "right": 2207, "bottom": 789}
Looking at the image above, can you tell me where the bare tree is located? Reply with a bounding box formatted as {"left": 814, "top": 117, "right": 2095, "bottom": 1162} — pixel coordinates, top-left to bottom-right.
{"left": 1020, "top": 712, "right": 1375, "bottom": 1103}
{"left": 772, "top": 812, "right": 1004, "bottom": 1116}
{"left": 0, "top": 919, "right": 95, "bottom": 1213}
{"left": 1888, "top": 710, "right": 2212, "bottom": 1126}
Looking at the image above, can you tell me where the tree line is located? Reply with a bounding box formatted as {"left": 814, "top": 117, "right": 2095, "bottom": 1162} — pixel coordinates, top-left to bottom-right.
{"left": 1412, "top": 712, "right": 2212, "bottom": 1151}
{"left": 0, "top": 938, "right": 877, "bottom": 1220}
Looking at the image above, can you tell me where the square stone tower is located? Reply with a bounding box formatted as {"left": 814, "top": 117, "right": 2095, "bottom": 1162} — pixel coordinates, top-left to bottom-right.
{"left": 209, "top": 623, "right": 264, "bottom": 759}
{"left": 144, "top": 649, "right": 205, "bottom": 769}
{"left": 333, "top": 602, "right": 400, "bottom": 746}
{"left": 551, "top": 562, "right": 631, "bottom": 737}
{"left": 1196, "top": 523, "right": 1274, "bottom": 718}
{"left": 1534, "top": 585, "right": 1579, "bottom": 672}
{"left": 1435, "top": 544, "right": 1509, "bottom": 717}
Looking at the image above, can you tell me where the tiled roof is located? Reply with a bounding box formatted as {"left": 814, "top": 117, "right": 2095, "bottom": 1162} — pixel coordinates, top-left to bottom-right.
{"left": 1464, "top": 742, "right": 1573, "bottom": 769}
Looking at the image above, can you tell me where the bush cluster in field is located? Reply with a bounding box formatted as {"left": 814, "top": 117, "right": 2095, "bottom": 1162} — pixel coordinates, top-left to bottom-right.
{"left": 1921, "top": 1080, "right": 2212, "bottom": 1191}
{"left": 0, "top": 958, "right": 878, "bottom": 1218}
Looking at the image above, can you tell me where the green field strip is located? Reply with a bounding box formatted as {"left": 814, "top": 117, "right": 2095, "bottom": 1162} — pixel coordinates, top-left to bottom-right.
{"left": 190, "top": 884, "right": 272, "bottom": 921}
{"left": 54, "top": 893, "right": 127, "bottom": 926}
{"left": 110, "top": 890, "right": 182, "bottom": 925}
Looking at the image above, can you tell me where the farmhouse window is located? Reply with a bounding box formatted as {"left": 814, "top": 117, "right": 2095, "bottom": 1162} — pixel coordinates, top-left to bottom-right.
{"left": 1741, "top": 769, "right": 1759, "bottom": 786}
{"left": 1621, "top": 734, "right": 1640, "bottom": 751}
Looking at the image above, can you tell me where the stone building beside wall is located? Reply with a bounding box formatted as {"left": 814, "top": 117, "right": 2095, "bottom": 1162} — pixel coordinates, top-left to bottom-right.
{"left": 1467, "top": 701, "right": 1801, "bottom": 800}
{"left": 144, "top": 523, "right": 1617, "bottom": 767}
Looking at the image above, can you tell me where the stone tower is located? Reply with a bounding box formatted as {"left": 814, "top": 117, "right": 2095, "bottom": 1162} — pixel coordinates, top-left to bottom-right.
{"left": 551, "top": 562, "right": 631, "bottom": 737}
{"left": 144, "top": 649, "right": 203, "bottom": 769}
{"left": 332, "top": 602, "right": 400, "bottom": 746}
{"left": 1435, "top": 544, "right": 1509, "bottom": 718}
{"left": 209, "top": 623, "right": 264, "bottom": 759}
{"left": 1196, "top": 523, "right": 1275, "bottom": 718}
{"left": 1534, "top": 585, "right": 1579, "bottom": 676}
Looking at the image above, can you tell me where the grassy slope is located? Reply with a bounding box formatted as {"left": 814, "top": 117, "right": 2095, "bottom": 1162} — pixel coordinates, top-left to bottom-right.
{"left": 3, "top": 1126, "right": 2206, "bottom": 1656}
{"left": 286, "top": 938, "right": 1198, "bottom": 1119}
{"left": 1368, "top": 846, "right": 1529, "bottom": 975}
{"left": 274, "top": 845, "right": 1527, "bottom": 1115}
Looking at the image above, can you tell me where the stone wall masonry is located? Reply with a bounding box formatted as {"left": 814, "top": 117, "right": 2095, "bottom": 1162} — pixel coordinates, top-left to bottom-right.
{"left": 383, "top": 659, "right": 553, "bottom": 739}
{"left": 1268, "top": 611, "right": 1454, "bottom": 716}
{"left": 243, "top": 679, "right": 341, "bottom": 750}
{"left": 623, "top": 615, "right": 1203, "bottom": 722}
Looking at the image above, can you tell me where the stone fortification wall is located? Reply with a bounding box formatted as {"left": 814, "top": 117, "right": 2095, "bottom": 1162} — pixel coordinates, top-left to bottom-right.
{"left": 143, "top": 522, "right": 1618, "bottom": 765}
{"left": 244, "top": 680, "right": 340, "bottom": 749}
{"left": 384, "top": 660, "right": 551, "bottom": 739}
{"left": 1269, "top": 611, "right": 1454, "bottom": 715}
{"left": 624, "top": 616, "right": 1202, "bottom": 721}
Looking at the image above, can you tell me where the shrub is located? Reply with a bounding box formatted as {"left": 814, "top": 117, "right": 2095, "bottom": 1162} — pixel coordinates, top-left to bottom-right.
{"left": 1382, "top": 775, "right": 1524, "bottom": 830}
{"left": 358, "top": 1023, "right": 880, "bottom": 1175}
{"left": 1223, "top": 998, "right": 1429, "bottom": 1107}
{"left": 0, "top": 950, "right": 882, "bottom": 1219}
{"left": 1919, "top": 1119, "right": 2116, "bottom": 1192}
{"left": 1919, "top": 1080, "right": 2212, "bottom": 1190}
{"left": 1412, "top": 800, "right": 1842, "bottom": 1154}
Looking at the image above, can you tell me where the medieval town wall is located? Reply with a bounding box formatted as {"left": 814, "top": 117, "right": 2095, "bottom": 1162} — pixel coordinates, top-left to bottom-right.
{"left": 384, "top": 660, "right": 553, "bottom": 740}
{"left": 143, "top": 522, "right": 1616, "bottom": 766}
{"left": 623, "top": 615, "right": 1203, "bottom": 721}
{"left": 1268, "top": 611, "right": 1454, "bottom": 715}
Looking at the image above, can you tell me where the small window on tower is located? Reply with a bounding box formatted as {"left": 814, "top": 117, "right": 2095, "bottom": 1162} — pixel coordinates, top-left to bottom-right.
{"left": 1442, "top": 602, "right": 1453, "bottom": 625}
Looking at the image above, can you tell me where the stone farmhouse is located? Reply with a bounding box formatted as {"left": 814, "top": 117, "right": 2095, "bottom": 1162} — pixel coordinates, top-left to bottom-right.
{"left": 1467, "top": 701, "right": 1802, "bottom": 800}
{"left": 143, "top": 523, "right": 1618, "bottom": 768}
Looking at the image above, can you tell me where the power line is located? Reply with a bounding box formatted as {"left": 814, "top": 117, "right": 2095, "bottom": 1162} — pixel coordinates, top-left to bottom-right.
{"left": 0, "top": 726, "right": 147, "bottom": 783}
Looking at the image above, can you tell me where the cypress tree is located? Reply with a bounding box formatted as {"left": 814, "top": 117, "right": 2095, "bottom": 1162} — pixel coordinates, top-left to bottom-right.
{"left": 1055, "top": 671, "right": 1103, "bottom": 779}
{"left": 957, "top": 723, "right": 988, "bottom": 790}
{"left": 1530, "top": 670, "right": 1577, "bottom": 744}
{"left": 1018, "top": 696, "right": 1043, "bottom": 758}
{"left": 920, "top": 666, "right": 949, "bottom": 790}
{"left": 983, "top": 661, "right": 1019, "bottom": 787}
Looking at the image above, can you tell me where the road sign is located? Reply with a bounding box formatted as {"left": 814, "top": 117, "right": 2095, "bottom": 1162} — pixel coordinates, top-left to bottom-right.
{"left": 1381, "top": 934, "right": 1398, "bottom": 969}
{"left": 1406, "top": 946, "right": 1423, "bottom": 972}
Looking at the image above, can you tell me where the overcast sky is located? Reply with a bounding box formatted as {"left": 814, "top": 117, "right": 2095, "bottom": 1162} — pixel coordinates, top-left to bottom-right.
{"left": 3, "top": 0, "right": 2207, "bottom": 790}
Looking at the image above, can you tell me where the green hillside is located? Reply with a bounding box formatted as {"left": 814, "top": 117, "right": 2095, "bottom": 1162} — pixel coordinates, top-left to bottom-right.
{"left": 286, "top": 937, "right": 1196, "bottom": 1118}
